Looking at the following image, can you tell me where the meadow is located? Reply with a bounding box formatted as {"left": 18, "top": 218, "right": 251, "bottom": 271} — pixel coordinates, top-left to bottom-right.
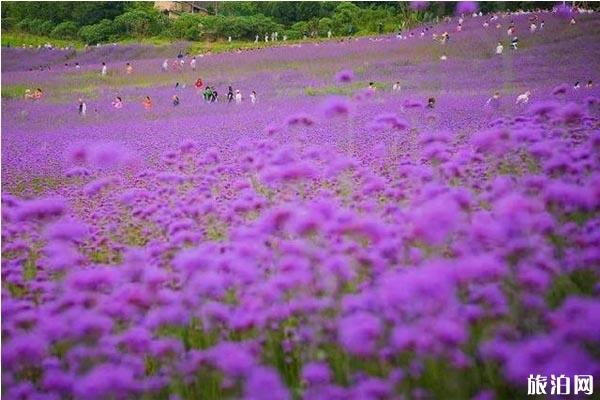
{"left": 2, "top": 6, "right": 600, "bottom": 400}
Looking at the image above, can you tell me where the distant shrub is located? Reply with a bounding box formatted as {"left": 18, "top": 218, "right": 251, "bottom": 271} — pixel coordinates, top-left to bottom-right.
{"left": 113, "top": 9, "right": 166, "bottom": 38}
{"left": 16, "top": 18, "right": 35, "bottom": 32}
{"left": 282, "top": 29, "right": 301, "bottom": 40}
{"left": 169, "top": 13, "right": 202, "bottom": 40}
{"left": 1, "top": 17, "right": 18, "bottom": 31}
{"left": 78, "top": 19, "right": 116, "bottom": 44}
{"left": 318, "top": 17, "right": 333, "bottom": 36}
{"left": 51, "top": 21, "right": 78, "bottom": 39}
{"left": 37, "top": 20, "right": 56, "bottom": 36}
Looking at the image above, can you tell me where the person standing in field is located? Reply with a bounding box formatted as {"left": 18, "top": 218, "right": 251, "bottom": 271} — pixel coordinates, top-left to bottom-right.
{"left": 392, "top": 81, "right": 401, "bottom": 92}
{"left": 162, "top": 59, "right": 169, "bottom": 72}
{"left": 529, "top": 23, "right": 537, "bottom": 33}
{"left": 143, "top": 96, "right": 153, "bottom": 110}
{"left": 78, "top": 98, "right": 87, "bottom": 116}
{"left": 250, "top": 91, "right": 257, "bottom": 104}
{"left": 235, "top": 89, "right": 242, "bottom": 104}
{"left": 496, "top": 42, "right": 504, "bottom": 55}
{"left": 195, "top": 78, "right": 204, "bottom": 93}
{"left": 227, "top": 86, "right": 234, "bottom": 103}
{"left": 112, "top": 96, "right": 123, "bottom": 109}
{"left": 126, "top": 62, "right": 133, "bottom": 74}
{"left": 485, "top": 91, "right": 501, "bottom": 109}
{"left": 190, "top": 56, "right": 196, "bottom": 71}
{"left": 172, "top": 95, "right": 180, "bottom": 106}
{"left": 515, "top": 91, "right": 531, "bottom": 104}
{"left": 75, "top": 62, "right": 81, "bottom": 70}
{"left": 101, "top": 62, "right": 107, "bottom": 76}
{"left": 32, "top": 88, "right": 43, "bottom": 100}
{"left": 204, "top": 86, "right": 213, "bottom": 103}
{"left": 511, "top": 36, "right": 518, "bottom": 50}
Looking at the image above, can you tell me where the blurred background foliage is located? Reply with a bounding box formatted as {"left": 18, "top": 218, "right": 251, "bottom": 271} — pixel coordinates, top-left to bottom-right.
{"left": 0, "top": 1, "right": 578, "bottom": 45}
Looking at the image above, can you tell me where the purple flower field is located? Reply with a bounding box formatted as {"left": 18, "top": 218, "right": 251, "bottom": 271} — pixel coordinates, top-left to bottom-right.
{"left": 2, "top": 6, "right": 600, "bottom": 400}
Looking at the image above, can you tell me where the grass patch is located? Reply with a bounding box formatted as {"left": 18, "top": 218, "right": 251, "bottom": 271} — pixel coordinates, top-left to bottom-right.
{"left": 305, "top": 81, "right": 385, "bottom": 97}
{"left": 2, "top": 31, "right": 84, "bottom": 49}
{"left": 2, "top": 84, "right": 29, "bottom": 99}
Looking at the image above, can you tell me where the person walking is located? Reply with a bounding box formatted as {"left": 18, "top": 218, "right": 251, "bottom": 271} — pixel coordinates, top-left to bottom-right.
{"left": 515, "top": 91, "right": 531, "bottom": 104}
{"left": 143, "top": 96, "right": 153, "bottom": 110}
{"left": 126, "top": 62, "right": 133, "bottom": 74}
{"left": 172, "top": 95, "right": 180, "bottom": 106}
{"left": 101, "top": 62, "right": 107, "bottom": 76}
{"left": 190, "top": 56, "right": 197, "bottom": 71}
{"left": 227, "top": 86, "right": 234, "bottom": 103}
{"left": 235, "top": 89, "right": 242, "bottom": 104}
{"left": 496, "top": 42, "right": 504, "bottom": 55}
{"left": 78, "top": 98, "right": 87, "bottom": 116}
{"left": 250, "top": 91, "right": 257, "bottom": 104}
{"left": 485, "top": 91, "right": 501, "bottom": 109}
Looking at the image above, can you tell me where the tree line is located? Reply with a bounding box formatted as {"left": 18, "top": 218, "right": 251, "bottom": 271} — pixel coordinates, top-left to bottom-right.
{"left": 1, "top": 1, "right": 561, "bottom": 45}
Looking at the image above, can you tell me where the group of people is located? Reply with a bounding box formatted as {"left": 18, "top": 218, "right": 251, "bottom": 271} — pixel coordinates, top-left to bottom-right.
{"left": 74, "top": 81, "right": 258, "bottom": 115}
{"left": 482, "top": 79, "right": 594, "bottom": 110}
{"left": 23, "top": 88, "right": 43, "bottom": 100}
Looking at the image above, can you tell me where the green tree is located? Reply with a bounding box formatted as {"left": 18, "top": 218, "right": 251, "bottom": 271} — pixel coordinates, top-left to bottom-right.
{"left": 332, "top": 2, "right": 360, "bottom": 35}
{"left": 78, "top": 19, "right": 116, "bottom": 44}
{"left": 318, "top": 17, "right": 333, "bottom": 36}
{"left": 113, "top": 8, "right": 165, "bottom": 38}
{"left": 51, "top": 21, "right": 79, "bottom": 39}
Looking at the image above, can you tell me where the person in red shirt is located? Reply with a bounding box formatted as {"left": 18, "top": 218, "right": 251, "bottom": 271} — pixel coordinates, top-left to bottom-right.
{"left": 194, "top": 78, "right": 203, "bottom": 93}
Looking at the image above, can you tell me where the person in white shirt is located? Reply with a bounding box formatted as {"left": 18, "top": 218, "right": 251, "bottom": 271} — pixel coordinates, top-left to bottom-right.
{"left": 485, "top": 91, "right": 501, "bottom": 108}
{"left": 496, "top": 42, "right": 504, "bottom": 55}
{"left": 162, "top": 59, "right": 168, "bottom": 72}
{"left": 235, "top": 90, "right": 242, "bottom": 104}
{"left": 250, "top": 91, "right": 257, "bottom": 104}
{"left": 255, "top": 35, "right": 259, "bottom": 43}
{"left": 327, "top": 30, "right": 332, "bottom": 39}
{"left": 440, "top": 53, "right": 448, "bottom": 61}
{"left": 515, "top": 91, "right": 531, "bottom": 104}
{"left": 265, "top": 34, "right": 269, "bottom": 42}
{"left": 573, "top": 81, "right": 580, "bottom": 90}
{"left": 101, "top": 62, "right": 107, "bottom": 76}
{"left": 190, "top": 57, "right": 196, "bottom": 71}
{"left": 530, "top": 23, "right": 537, "bottom": 32}
{"left": 392, "top": 81, "right": 401, "bottom": 92}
